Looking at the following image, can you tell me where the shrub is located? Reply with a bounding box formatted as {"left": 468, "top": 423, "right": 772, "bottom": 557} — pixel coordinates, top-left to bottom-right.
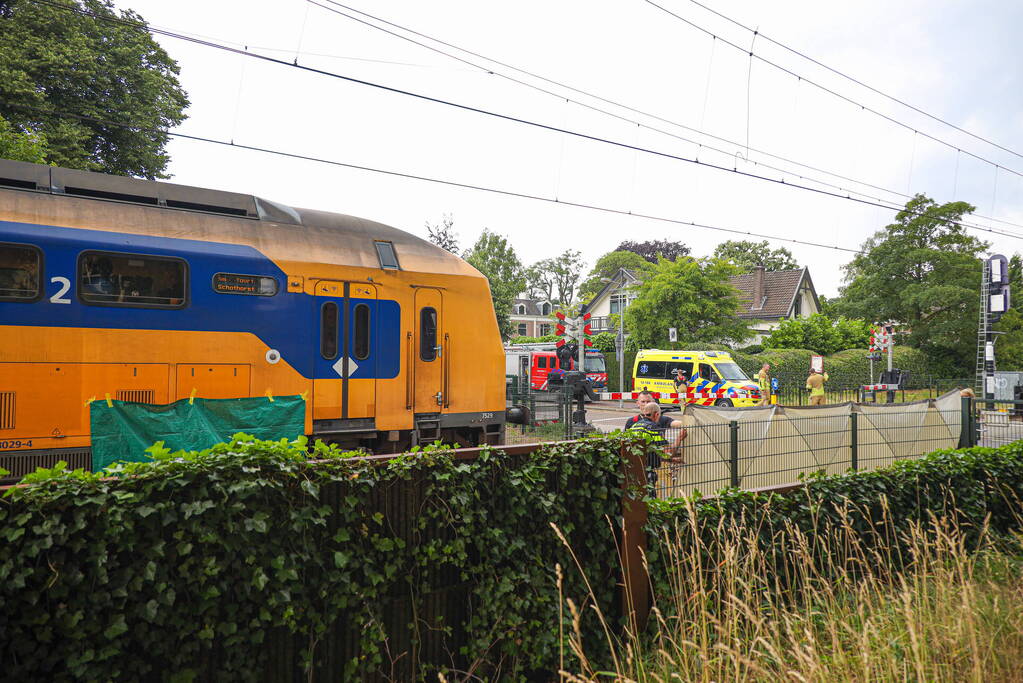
{"left": 646, "top": 441, "right": 1023, "bottom": 603}
{"left": 0, "top": 434, "right": 638, "bottom": 681}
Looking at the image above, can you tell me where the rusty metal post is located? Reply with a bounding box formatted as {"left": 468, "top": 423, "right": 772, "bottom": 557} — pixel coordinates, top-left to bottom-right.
{"left": 619, "top": 442, "right": 650, "bottom": 632}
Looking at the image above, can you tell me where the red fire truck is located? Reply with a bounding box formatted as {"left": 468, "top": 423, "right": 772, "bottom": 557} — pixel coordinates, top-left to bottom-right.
{"left": 504, "top": 344, "right": 608, "bottom": 391}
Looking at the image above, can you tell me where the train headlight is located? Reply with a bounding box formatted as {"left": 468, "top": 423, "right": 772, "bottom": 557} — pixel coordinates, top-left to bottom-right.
{"left": 265, "top": 349, "right": 281, "bottom": 364}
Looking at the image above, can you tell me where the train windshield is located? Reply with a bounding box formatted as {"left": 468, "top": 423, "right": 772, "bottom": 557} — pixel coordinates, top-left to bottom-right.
{"left": 584, "top": 356, "right": 606, "bottom": 373}
{"left": 715, "top": 362, "right": 749, "bottom": 381}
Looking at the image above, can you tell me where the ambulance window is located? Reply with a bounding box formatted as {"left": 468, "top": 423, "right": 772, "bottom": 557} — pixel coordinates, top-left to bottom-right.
{"left": 637, "top": 360, "right": 667, "bottom": 378}
{"left": 699, "top": 363, "right": 720, "bottom": 382}
{"left": 321, "top": 302, "right": 339, "bottom": 359}
{"left": 538, "top": 357, "right": 547, "bottom": 369}
{"left": 670, "top": 362, "right": 694, "bottom": 380}
{"left": 353, "top": 304, "right": 370, "bottom": 360}
{"left": 419, "top": 307, "right": 437, "bottom": 361}
{"left": 0, "top": 243, "right": 41, "bottom": 302}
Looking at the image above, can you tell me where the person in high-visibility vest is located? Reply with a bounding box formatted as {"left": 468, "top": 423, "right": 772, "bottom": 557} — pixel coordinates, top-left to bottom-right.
{"left": 756, "top": 363, "right": 771, "bottom": 406}
{"left": 805, "top": 369, "right": 829, "bottom": 406}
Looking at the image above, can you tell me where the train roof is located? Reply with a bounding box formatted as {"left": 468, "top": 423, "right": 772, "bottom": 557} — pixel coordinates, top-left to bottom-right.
{"left": 0, "top": 159, "right": 480, "bottom": 277}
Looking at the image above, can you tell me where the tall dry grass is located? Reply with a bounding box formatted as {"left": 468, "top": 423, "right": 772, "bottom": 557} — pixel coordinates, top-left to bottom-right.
{"left": 559, "top": 501, "right": 1023, "bottom": 682}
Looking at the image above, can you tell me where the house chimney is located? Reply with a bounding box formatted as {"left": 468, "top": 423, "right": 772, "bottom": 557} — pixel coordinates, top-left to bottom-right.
{"left": 751, "top": 265, "right": 765, "bottom": 310}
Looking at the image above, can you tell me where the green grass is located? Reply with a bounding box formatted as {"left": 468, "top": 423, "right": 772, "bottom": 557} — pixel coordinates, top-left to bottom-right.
{"left": 558, "top": 507, "right": 1023, "bottom": 682}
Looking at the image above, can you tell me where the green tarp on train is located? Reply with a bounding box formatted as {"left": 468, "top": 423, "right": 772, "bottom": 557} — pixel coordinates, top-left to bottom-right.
{"left": 89, "top": 395, "right": 306, "bottom": 471}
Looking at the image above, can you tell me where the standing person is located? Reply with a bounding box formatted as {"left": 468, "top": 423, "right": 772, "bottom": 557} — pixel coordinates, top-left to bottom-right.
{"left": 756, "top": 363, "right": 772, "bottom": 406}
{"left": 805, "top": 369, "right": 829, "bottom": 406}
{"left": 623, "top": 390, "right": 656, "bottom": 430}
{"left": 626, "top": 401, "right": 687, "bottom": 490}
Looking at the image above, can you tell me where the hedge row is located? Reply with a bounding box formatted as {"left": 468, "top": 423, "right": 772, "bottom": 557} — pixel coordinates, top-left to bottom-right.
{"left": 646, "top": 441, "right": 1023, "bottom": 601}
{"left": 0, "top": 434, "right": 638, "bottom": 681}
{"left": 731, "top": 346, "right": 937, "bottom": 386}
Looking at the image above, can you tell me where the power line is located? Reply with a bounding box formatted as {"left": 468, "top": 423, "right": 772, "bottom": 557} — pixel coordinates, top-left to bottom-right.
{"left": 641, "top": 0, "right": 1023, "bottom": 182}
{"left": 308, "top": 0, "right": 1023, "bottom": 233}
{"left": 684, "top": 0, "right": 1023, "bottom": 161}
{"left": 6, "top": 102, "right": 862, "bottom": 255}
{"left": 21, "top": 0, "right": 1023, "bottom": 242}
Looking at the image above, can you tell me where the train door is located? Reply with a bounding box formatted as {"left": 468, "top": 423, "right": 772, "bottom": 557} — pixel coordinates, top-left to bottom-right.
{"left": 314, "top": 280, "right": 377, "bottom": 420}
{"left": 413, "top": 288, "right": 443, "bottom": 413}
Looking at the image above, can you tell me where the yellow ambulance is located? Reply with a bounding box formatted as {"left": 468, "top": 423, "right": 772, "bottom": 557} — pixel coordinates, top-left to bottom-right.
{"left": 631, "top": 349, "right": 763, "bottom": 407}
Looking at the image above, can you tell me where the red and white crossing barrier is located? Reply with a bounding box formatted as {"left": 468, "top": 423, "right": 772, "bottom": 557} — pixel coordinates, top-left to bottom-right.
{"left": 596, "top": 389, "right": 757, "bottom": 401}
{"left": 862, "top": 384, "right": 899, "bottom": 391}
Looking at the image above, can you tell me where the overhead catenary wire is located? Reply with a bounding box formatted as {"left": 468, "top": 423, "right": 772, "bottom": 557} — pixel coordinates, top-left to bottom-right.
{"left": 683, "top": 0, "right": 1023, "bottom": 162}
{"left": 6, "top": 102, "right": 862, "bottom": 255}
{"left": 641, "top": 0, "right": 1023, "bottom": 182}
{"left": 307, "top": 0, "right": 1023, "bottom": 232}
{"left": 20, "top": 0, "right": 1023, "bottom": 242}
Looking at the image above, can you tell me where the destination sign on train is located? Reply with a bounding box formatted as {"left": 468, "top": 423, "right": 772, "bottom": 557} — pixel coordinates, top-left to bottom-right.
{"left": 213, "top": 273, "right": 277, "bottom": 296}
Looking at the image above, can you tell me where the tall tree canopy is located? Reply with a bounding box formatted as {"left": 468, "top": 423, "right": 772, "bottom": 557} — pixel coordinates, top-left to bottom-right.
{"left": 425, "top": 215, "right": 460, "bottom": 254}
{"left": 0, "top": 114, "right": 46, "bottom": 163}
{"left": 616, "top": 239, "right": 690, "bottom": 264}
{"left": 762, "top": 313, "right": 871, "bottom": 355}
{"left": 526, "top": 250, "right": 583, "bottom": 308}
{"left": 464, "top": 230, "right": 526, "bottom": 339}
{"left": 712, "top": 240, "right": 799, "bottom": 271}
{"left": 0, "top": 0, "right": 189, "bottom": 178}
{"left": 835, "top": 194, "right": 985, "bottom": 374}
{"left": 576, "top": 250, "right": 654, "bottom": 302}
{"left": 624, "top": 258, "right": 750, "bottom": 348}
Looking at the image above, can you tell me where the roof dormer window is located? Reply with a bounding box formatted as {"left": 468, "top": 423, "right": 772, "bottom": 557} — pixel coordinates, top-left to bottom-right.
{"left": 374, "top": 241, "right": 400, "bottom": 270}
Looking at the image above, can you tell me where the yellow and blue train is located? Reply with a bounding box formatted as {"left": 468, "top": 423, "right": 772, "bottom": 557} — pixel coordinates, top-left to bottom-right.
{"left": 0, "top": 159, "right": 506, "bottom": 476}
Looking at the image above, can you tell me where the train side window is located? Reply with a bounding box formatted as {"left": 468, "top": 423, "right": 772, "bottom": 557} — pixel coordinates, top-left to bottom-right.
{"left": 374, "top": 241, "right": 400, "bottom": 270}
{"left": 0, "top": 243, "right": 42, "bottom": 302}
{"left": 419, "top": 307, "right": 437, "bottom": 361}
{"left": 321, "top": 302, "right": 339, "bottom": 360}
{"left": 78, "top": 251, "right": 187, "bottom": 308}
{"left": 353, "top": 304, "right": 370, "bottom": 360}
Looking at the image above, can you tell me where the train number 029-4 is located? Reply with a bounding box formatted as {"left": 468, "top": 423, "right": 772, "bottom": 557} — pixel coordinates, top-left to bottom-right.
{"left": 0, "top": 440, "right": 33, "bottom": 449}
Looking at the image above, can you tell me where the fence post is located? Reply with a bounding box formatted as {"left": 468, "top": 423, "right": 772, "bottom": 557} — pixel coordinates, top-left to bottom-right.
{"left": 729, "top": 420, "right": 739, "bottom": 488}
{"left": 850, "top": 412, "right": 858, "bottom": 471}
{"left": 959, "top": 395, "right": 974, "bottom": 448}
{"left": 619, "top": 442, "right": 649, "bottom": 631}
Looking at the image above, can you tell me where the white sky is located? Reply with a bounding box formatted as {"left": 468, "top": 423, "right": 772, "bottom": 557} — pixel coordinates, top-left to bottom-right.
{"left": 118, "top": 0, "right": 1023, "bottom": 297}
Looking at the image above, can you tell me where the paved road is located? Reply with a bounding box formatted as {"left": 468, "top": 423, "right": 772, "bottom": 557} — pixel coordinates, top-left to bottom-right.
{"left": 584, "top": 401, "right": 683, "bottom": 433}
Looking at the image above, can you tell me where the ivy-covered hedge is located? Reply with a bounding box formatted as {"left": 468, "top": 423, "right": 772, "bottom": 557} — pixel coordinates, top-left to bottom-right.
{"left": 646, "top": 442, "right": 1023, "bottom": 600}
{"left": 0, "top": 434, "right": 640, "bottom": 681}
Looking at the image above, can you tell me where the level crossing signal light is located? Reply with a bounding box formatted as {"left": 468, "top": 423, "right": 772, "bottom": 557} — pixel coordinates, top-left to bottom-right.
{"left": 869, "top": 325, "right": 893, "bottom": 352}
{"left": 554, "top": 311, "right": 594, "bottom": 348}
{"left": 988, "top": 254, "right": 1011, "bottom": 323}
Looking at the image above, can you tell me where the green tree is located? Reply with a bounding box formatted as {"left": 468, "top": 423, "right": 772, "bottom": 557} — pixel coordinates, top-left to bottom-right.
{"left": 526, "top": 250, "right": 583, "bottom": 307}
{"left": 464, "top": 230, "right": 526, "bottom": 340}
{"left": 590, "top": 331, "right": 617, "bottom": 353}
{"left": 712, "top": 240, "right": 799, "bottom": 271}
{"left": 576, "top": 250, "right": 654, "bottom": 302}
{"left": 995, "top": 308, "right": 1023, "bottom": 371}
{"left": 0, "top": 114, "right": 46, "bottom": 163}
{"left": 425, "top": 214, "right": 460, "bottom": 254}
{"left": 616, "top": 239, "right": 689, "bottom": 263}
{"left": 624, "top": 257, "right": 751, "bottom": 348}
{"left": 0, "top": 0, "right": 189, "bottom": 178}
{"left": 836, "top": 194, "right": 986, "bottom": 374}
{"left": 1008, "top": 253, "right": 1022, "bottom": 310}
{"left": 762, "top": 313, "right": 870, "bottom": 355}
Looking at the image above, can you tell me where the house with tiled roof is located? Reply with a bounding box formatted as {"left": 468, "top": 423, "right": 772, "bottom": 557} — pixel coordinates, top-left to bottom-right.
{"left": 508, "top": 297, "right": 555, "bottom": 338}
{"left": 581, "top": 265, "right": 819, "bottom": 344}
{"left": 731, "top": 266, "right": 820, "bottom": 342}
